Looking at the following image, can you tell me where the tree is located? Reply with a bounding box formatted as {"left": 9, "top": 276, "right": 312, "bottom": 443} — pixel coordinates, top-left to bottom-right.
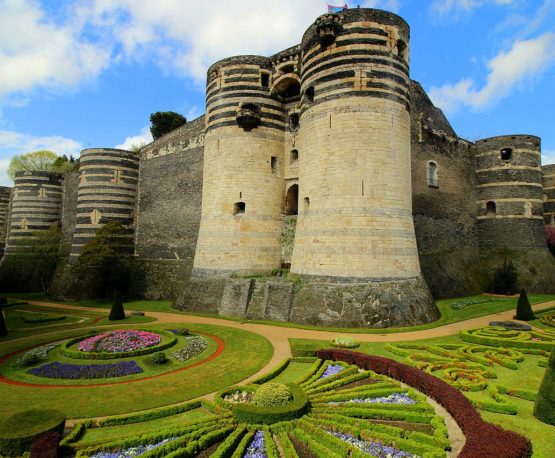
{"left": 491, "top": 260, "right": 518, "bottom": 295}
{"left": 149, "top": 111, "right": 186, "bottom": 140}
{"left": 534, "top": 345, "right": 555, "bottom": 425}
{"left": 7, "top": 150, "right": 75, "bottom": 181}
{"left": 514, "top": 289, "right": 534, "bottom": 321}
{"left": 76, "top": 221, "right": 132, "bottom": 299}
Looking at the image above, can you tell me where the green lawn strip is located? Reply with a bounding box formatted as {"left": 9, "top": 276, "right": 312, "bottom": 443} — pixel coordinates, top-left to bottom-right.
{"left": 75, "top": 407, "right": 215, "bottom": 445}
{"left": 0, "top": 323, "right": 273, "bottom": 418}
{"left": 8, "top": 292, "right": 555, "bottom": 334}
{"left": 289, "top": 334, "right": 551, "bottom": 458}
{"left": 269, "top": 362, "right": 315, "bottom": 384}
{"left": 2, "top": 328, "right": 216, "bottom": 385}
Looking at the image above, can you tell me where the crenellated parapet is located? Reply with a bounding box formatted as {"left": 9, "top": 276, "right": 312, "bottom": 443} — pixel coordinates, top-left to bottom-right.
{"left": 69, "top": 148, "right": 139, "bottom": 260}
{"left": 4, "top": 171, "right": 63, "bottom": 254}
{"left": 474, "top": 135, "right": 545, "bottom": 250}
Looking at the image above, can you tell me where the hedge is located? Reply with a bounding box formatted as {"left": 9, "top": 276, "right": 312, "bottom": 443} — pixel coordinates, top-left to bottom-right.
{"left": 317, "top": 349, "right": 533, "bottom": 458}
{"left": 210, "top": 426, "right": 247, "bottom": 458}
{"left": 0, "top": 409, "right": 66, "bottom": 457}
{"left": 60, "top": 329, "right": 178, "bottom": 360}
{"left": 460, "top": 328, "right": 555, "bottom": 351}
{"left": 294, "top": 358, "right": 323, "bottom": 385}
{"left": 274, "top": 431, "right": 299, "bottom": 458}
{"left": 251, "top": 359, "right": 290, "bottom": 384}
{"left": 232, "top": 384, "right": 310, "bottom": 425}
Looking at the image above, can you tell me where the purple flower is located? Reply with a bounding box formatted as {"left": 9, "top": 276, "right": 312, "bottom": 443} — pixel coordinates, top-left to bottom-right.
{"left": 319, "top": 364, "right": 344, "bottom": 380}
{"left": 90, "top": 437, "right": 177, "bottom": 458}
{"left": 244, "top": 431, "right": 266, "bottom": 458}
{"left": 329, "top": 431, "right": 418, "bottom": 458}
{"left": 28, "top": 361, "right": 143, "bottom": 379}
{"left": 328, "top": 393, "right": 417, "bottom": 405}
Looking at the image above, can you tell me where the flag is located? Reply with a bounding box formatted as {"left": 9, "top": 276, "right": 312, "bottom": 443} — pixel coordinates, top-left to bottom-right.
{"left": 328, "top": 4, "right": 348, "bottom": 13}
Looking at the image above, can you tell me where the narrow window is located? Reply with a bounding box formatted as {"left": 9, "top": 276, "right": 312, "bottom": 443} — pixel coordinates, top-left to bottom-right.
{"left": 303, "top": 197, "right": 310, "bottom": 212}
{"left": 290, "top": 149, "right": 299, "bottom": 163}
{"left": 305, "top": 86, "right": 315, "bottom": 103}
{"left": 271, "top": 156, "right": 278, "bottom": 173}
{"left": 285, "top": 184, "right": 299, "bottom": 215}
{"left": 427, "top": 161, "right": 439, "bottom": 188}
{"left": 289, "top": 113, "right": 299, "bottom": 130}
{"left": 500, "top": 148, "right": 512, "bottom": 161}
{"left": 281, "top": 64, "right": 294, "bottom": 74}
{"left": 397, "top": 40, "right": 407, "bottom": 59}
{"left": 486, "top": 201, "right": 496, "bottom": 217}
{"left": 261, "top": 73, "right": 269, "bottom": 88}
{"left": 233, "top": 202, "right": 246, "bottom": 215}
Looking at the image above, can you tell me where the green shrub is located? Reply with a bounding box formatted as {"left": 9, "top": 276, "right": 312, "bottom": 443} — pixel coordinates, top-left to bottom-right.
{"left": 330, "top": 336, "right": 359, "bottom": 348}
{"left": 534, "top": 345, "right": 555, "bottom": 425}
{"left": 253, "top": 383, "right": 293, "bottom": 407}
{"left": 514, "top": 289, "right": 534, "bottom": 321}
{"left": 0, "top": 409, "right": 65, "bottom": 456}
{"left": 153, "top": 352, "right": 168, "bottom": 364}
{"left": 22, "top": 313, "right": 66, "bottom": 323}
{"left": 491, "top": 260, "right": 518, "bottom": 295}
{"left": 174, "top": 328, "right": 190, "bottom": 336}
{"left": 251, "top": 359, "right": 290, "bottom": 384}
{"left": 232, "top": 384, "right": 309, "bottom": 425}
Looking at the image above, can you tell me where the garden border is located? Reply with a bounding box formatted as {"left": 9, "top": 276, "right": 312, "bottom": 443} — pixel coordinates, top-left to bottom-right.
{"left": 317, "top": 349, "right": 533, "bottom": 458}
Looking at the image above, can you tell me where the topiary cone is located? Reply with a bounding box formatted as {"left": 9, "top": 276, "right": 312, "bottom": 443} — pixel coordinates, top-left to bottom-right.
{"left": 515, "top": 289, "right": 534, "bottom": 321}
{"left": 534, "top": 346, "right": 555, "bottom": 425}
{"left": 109, "top": 291, "right": 125, "bottom": 321}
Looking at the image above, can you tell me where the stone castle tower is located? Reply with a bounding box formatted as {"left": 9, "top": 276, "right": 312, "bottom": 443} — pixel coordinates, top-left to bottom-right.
{"left": 1, "top": 8, "right": 554, "bottom": 328}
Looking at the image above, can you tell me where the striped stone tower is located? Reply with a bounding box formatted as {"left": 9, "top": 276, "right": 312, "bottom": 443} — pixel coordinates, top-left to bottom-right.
{"left": 292, "top": 9, "right": 422, "bottom": 281}
{"left": 193, "top": 56, "right": 287, "bottom": 274}
{"left": 4, "top": 171, "right": 63, "bottom": 254}
{"left": 543, "top": 164, "right": 555, "bottom": 226}
{"left": 0, "top": 187, "right": 12, "bottom": 256}
{"left": 69, "top": 148, "right": 139, "bottom": 261}
{"left": 474, "top": 135, "right": 546, "bottom": 250}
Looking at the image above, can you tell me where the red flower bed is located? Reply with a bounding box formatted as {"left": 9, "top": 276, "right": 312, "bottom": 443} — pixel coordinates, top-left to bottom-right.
{"left": 317, "top": 349, "right": 532, "bottom": 458}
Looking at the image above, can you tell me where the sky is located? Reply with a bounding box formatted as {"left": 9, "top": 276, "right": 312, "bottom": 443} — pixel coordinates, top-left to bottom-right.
{"left": 0, "top": 0, "right": 554, "bottom": 186}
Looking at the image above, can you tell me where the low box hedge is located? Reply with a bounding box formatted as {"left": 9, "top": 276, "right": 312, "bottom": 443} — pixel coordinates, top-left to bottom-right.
{"left": 0, "top": 409, "right": 66, "bottom": 457}
{"left": 317, "top": 348, "right": 533, "bottom": 458}
{"left": 232, "top": 384, "right": 310, "bottom": 425}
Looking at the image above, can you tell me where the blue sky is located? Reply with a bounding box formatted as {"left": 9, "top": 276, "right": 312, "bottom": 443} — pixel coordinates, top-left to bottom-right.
{"left": 0, "top": 0, "right": 554, "bottom": 186}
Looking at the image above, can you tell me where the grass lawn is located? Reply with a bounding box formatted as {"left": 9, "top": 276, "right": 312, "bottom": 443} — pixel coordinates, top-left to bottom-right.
{"left": 6, "top": 292, "right": 555, "bottom": 334}
{"left": 268, "top": 361, "right": 314, "bottom": 384}
{"left": 288, "top": 335, "right": 554, "bottom": 458}
{"left": 0, "top": 322, "right": 273, "bottom": 419}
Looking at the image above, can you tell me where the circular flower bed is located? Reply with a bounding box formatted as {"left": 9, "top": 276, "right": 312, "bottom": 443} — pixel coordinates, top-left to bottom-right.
{"left": 78, "top": 330, "right": 161, "bottom": 353}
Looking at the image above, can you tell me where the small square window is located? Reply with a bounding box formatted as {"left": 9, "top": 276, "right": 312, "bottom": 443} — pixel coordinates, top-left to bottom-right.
{"left": 233, "top": 202, "right": 245, "bottom": 215}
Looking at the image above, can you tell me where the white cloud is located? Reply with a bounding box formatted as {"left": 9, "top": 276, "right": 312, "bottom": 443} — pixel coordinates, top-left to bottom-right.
{"left": 431, "top": 0, "right": 515, "bottom": 15}
{"left": 428, "top": 32, "right": 555, "bottom": 114}
{"left": 0, "top": 129, "right": 82, "bottom": 185}
{"left": 542, "top": 149, "right": 555, "bottom": 165}
{"left": 0, "top": 0, "right": 111, "bottom": 101}
{"left": 114, "top": 126, "right": 153, "bottom": 150}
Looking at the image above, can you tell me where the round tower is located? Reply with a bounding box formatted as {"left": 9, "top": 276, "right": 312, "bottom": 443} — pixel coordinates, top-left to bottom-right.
{"left": 193, "top": 55, "right": 286, "bottom": 274}
{"left": 0, "top": 187, "right": 11, "bottom": 256}
{"left": 69, "top": 148, "right": 139, "bottom": 261}
{"left": 4, "top": 171, "right": 63, "bottom": 254}
{"left": 292, "top": 9, "right": 421, "bottom": 280}
{"left": 474, "top": 135, "right": 545, "bottom": 250}
{"left": 543, "top": 164, "right": 555, "bottom": 226}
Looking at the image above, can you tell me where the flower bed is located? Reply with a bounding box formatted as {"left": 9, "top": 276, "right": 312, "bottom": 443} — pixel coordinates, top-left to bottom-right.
{"left": 329, "top": 431, "right": 417, "bottom": 458}
{"left": 171, "top": 335, "right": 207, "bottom": 362}
{"left": 27, "top": 361, "right": 143, "bottom": 379}
{"left": 60, "top": 329, "right": 177, "bottom": 360}
{"left": 319, "top": 363, "right": 344, "bottom": 380}
{"left": 329, "top": 392, "right": 417, "bottom": 406}
{"left": 317, "top": 349, "right": 533, "bottom": 458}
{"left": 90, "top": 437, "right": 177, "bottom": 458}
{"left": 78, "top": 330, "right": 161, "bottom": 353}
{"left": 16, "top": 341, "right": 63, "bottom": 366}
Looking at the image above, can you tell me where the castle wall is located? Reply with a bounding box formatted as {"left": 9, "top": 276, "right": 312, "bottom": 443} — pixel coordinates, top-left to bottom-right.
{"left": 59, "top": 170, "right": 79, "bottom": 247}
{"left": 410, "top": 81, "right": 485, "bottom": 298}
{"left": 132, "top": 116, "right": 205, "bottom": 299}
{"left": 543, "top": 164, "right": 555, "bottom": 226}
{"left": 474, "top": 135, "right": 545, "bottom": 251}
{"left": 0, "top": 187, "right": 11, "bottom": 257}
{"left": 69, "top": 148, "right": 139, "bottom": 260}
{"left": 192, "top": 56, "right": 286, "bottom": 274}
{"left": 4, "top": 171, "right": 63, "bottom": 254}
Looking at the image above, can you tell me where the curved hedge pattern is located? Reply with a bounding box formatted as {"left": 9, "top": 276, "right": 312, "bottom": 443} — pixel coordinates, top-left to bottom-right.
{"left": 60, "top": 329, "right": 177, "bottom": 360}
{"left": 460, "top": 326, "right": 555, "bottom": 351}
{"left": 317, "top": 349, "right": 533, "bottom": 458}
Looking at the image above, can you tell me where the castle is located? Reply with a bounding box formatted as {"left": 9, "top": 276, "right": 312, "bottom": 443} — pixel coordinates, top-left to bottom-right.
{"left": 1, "top": 8, "right": 554, "bottom": 328}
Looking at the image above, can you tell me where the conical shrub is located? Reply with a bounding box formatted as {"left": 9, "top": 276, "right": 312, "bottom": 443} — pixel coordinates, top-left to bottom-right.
{"left": 109, "top": 291, "right": 125, "bottom": 321}
{"left": 514, "top": 289, "right": 534, "bottom": 321}
{"left": 534, "top": 346, "right": 555, "bottom": 425}
{"left": 0, "top": 308, "right": 7, "bottom": 337}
